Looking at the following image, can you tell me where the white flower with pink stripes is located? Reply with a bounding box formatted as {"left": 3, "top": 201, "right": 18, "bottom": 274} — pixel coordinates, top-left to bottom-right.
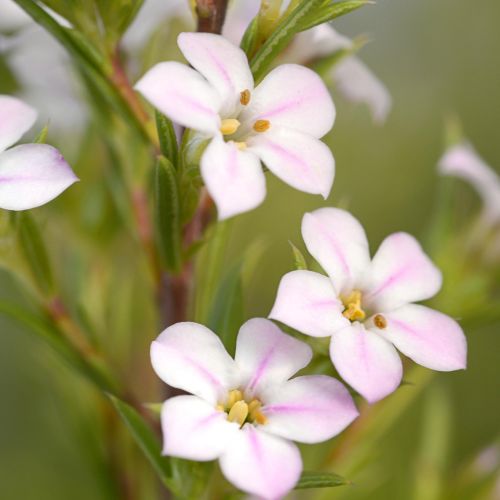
{"left": 151, "top": 318, "right": 358, "bottom": 499}
{"left": 270, "top": 208, "right": 467, "bottom": 403}
{"left": 0, "top": 95, "right": 77, "bottom": 210}
{"left": 136, "top": 32, "right": 335, "bottom": 220}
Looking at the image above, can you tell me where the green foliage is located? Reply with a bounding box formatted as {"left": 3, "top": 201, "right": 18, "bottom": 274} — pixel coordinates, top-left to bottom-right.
{"left": 154, "top": 156, "right": 182, "bottom": 273}
{"left": 295, "top": 471, "right": 349, "bottom": 489}
{"left": 155, "top": 111, "right": 179, "bottom": 167}
{"left": 289, "top": 241, "right": 308, "bottom": 270}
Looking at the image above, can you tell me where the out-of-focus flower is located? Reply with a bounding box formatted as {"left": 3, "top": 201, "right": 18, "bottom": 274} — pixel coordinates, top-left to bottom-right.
{"left": 438, "top": 142, "right": 500, "bottom": 225}
{"left": 0, "top": 95, "right": 77, "bottom": 210}
{"left": 0, "top": 0, "right": 87, "bottom": 134}
{"left": 136, "top": 32, "right": 336, "bottom": 220}
{"left": 151, "top": 318, "right": 358, "bottom": 499}
{"left": 223, "top": 1, "right": 392, "bottom": 124}
{"left": 270, "top": 208, "right": 467, "bottom": 403}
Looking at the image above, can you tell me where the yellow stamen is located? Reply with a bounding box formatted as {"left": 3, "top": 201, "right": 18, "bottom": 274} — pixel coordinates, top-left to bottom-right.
{"left": 248, "top": 399, "right": 267, "bottom": 425}
{"left": 234, "top": 141, "right": 247, "bottom": 150}
{"left": 253, "top": 119, "right": 271, "bottom": 133}
{"left": 220, "top": 118, "right": 241, "bottom": 135}
{"left": 240, "top": 89, "right": 251, "bottom": 106}
{"left": 373, "top": 314, "right": 387, "bottom": 329}
{"left": 342, "top": 290, "right": 366, "bottom": 322}
{"left": 216, "top": 404, "right": 225, "bottom": 412}
{"left": 227, "top": 400, "right": 249, "bottom": 426}
{"left": 226, "top": 389, "right": 243, "bottom": 409}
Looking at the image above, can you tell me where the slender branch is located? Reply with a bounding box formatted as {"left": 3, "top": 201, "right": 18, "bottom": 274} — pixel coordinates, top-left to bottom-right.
{"left": 195, "top": 0, "right": 230, "bottom": 34}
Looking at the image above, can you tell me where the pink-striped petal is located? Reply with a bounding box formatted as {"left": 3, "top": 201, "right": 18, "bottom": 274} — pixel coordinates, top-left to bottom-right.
{"left": 161, "top": 395, "right": 237, "bottom": 460}
{"left": 376, "top": 304, "right": 467, "bottom": 371}
{"left": 0, "top": 95, "right": 37, "bottom": 153}
{"left": 301, "top": 208, "right": 371, "bottom": 294}
{"left": 219, "top": 425, "right": 302, "bottom": 500}
{"left": 234, "top": 318, "right": 312, "bottom": 398}
{"left": 261, "top": 375, "right": 358, "bottom": 443}
{"left": 151, "top": 322, "right": 239, "bottom": 404}
{"left": 200, "top": 136, "right": 266, "bottom": 220}
{"left": 269, "top": 270, "right": 347, "bottom": 338}
{"left": 248, "top": 127, "right": 335, "bottom": 198}
{"left": 330, "top": 322, "right": 403, "bottom": 403}
{"left": 332, "top": 57, "right": 392, "bottom": 124}
{"left": 438, "top": 142, "right": 500, "bottom": 222}
{"left": 178, "top": 32, "right": 253, "bottom": 116}
{"left": 135, "top": 61, "right": 221, "bottom": 134}
{"left": 241, "top": 64, "right": 335, "bottom": 138}
{"left": 363, "top": 232, "right": 442, "bottom": 312}
{"left": 0, "top": 144, "right": 77, "bottom": 210}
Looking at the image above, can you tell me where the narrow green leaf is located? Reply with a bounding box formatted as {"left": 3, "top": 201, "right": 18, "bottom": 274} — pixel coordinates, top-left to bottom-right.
{"left": 0, "top": 300, "right": 116, "bottom": 392}
{"left": 295, "top": 471, "right": 350, "bottom": 489}
{"left": 240, "top": 15, "right": 260, "bottom": 56}
{"left": 33, "top": 124, "right": 49, "bottom": 144}
{"left": 108, "top": 395, "right": 178, "bottom": 493}
{"left": 250, "top": 0, "right": 324, "bottom": 82}
{"left": 299, "top": 0, "right": 372, "bottom": 32}
{"left": 155, "top": 111, "right": 179, "bottom": 167}
{"left": 16, "top": 212, "right": 54, "bottom": 296}
{"left": 289, "top": 241, "right": 308, "bottom": 270}
{"left": 155, "top": 156, "right": 182, "bottom": 273}
{"left": 208, "top": 260, "right": 244, "bottom": 355}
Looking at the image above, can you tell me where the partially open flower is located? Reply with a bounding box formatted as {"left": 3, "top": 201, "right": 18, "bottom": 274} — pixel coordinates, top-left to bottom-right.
{"left": 136, "top": 32, "right": 335, "bottom": 220}
{"left": 151, "top": 318, "right": 358, "bottom": 499}
{"left": 270, "top": 208, "right": 467, "bottom": 403}
{"left": 0, "top": 95, "right": 78, "bottom": 211}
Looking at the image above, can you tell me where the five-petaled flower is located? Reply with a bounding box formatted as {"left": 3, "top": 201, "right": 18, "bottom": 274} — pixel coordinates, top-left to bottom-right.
{"left": 136, "top": 32, "right": 335, "bottom": 220}
{"left": 270, "top": 207, "right": 467, "bottom": 403}
{"left": 151, "top": 318, "right": 358, "bottom": 499}
{"left": 0, "top": 95, "right": 77, "bottom": 210}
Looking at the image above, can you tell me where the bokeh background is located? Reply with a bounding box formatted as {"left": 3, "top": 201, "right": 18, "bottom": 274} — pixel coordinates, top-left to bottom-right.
{"left": 0, "top": 0, "right": 499, "bottom": 499}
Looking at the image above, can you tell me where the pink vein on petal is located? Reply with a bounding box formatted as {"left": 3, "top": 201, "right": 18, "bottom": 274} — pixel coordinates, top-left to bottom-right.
{"left": 246, "top": 344, "right": 278, "bottom": 392}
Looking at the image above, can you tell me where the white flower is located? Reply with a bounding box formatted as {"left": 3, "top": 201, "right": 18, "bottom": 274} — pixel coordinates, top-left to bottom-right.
{"left": 0, "top": 95, "right": 77, "bottom": 210}
{"left": 270, "top": 208, "right": 467, "bottom": 403}
{"left": 135, "top": 32, "right": 336, "bottom": 220}
{"left": 151, "top": 318, "right": 358, "bottom": 499}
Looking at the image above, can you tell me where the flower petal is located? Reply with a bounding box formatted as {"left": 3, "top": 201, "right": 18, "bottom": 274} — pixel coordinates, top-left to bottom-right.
{"left": 0, "top": 144, "right": 77, "bottom": 210}
{"left": 234, "top": 318, "right": 312, "bottom": 397}
{"left": 269, "top": 270, "right": 347, "bottom": 338}
{"left": 200, "top": 136, "right": 266, "bottom": 220}
{"left": 248, "top": 127, "right": 335, "bottom": 198}
{"left": 301, "top": 208, "right": 371, "bottom": 294}
{"left": 438, "top": 142, "right": 500, "bottom": 222}
{"left": 363, "top": 232, "right": 442, "bottom": 312}
{"left": 330, "top": 322, "right": 403, "bottom": 403}
{"left": 178, "top": 32, "right": 253, "bottom": 116}
{"left": 242, "top": 64, "right": 335, "bottom": 138}
{"left": 151, "top": 322, "right": 239, "bottom": 404}
{"left": 261, "top": 375, "right": 358, "bottom": 443}
{"left": 135, "top": 61, "right": 221, "bottom": 134}
{"left": 376, "top": 304, "right": 467, "bottom": 371}
{"left": 161, "top": 395, "right": 237, "bottom": 460}
{"left": 219, "top": 426, "right": 302, "bottom": 500}
{"left": 332, "top": 57, "right": 392, "bottom": 124}
{"left": 0, "top": 95, "right": 37, "bottom": 153}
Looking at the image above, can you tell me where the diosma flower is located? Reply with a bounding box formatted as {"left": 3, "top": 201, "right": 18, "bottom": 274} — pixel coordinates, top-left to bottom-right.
{"left": 151, "top": 318, "right": 358, "bottom": 499}
{"left": 135, "top": 32, "right": 335, "bottom": 220}
{"left": 270, "top": 208, "right": 467, "bottom": 403}
{"left": 0, "top": 95, "right": 77, "bottom": 210}
{"left": 439, "top": 142, "right": 500, "bottom": 224}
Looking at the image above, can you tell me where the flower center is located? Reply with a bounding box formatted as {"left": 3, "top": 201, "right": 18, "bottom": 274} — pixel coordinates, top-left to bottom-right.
{"left": 220, "top": 118, "right": 241, "bottom": 136}
{"left": 341, "top": 290, "right": 366, "bottom": 322}
{"left": 217, "top": 389, "right": 267, "bottom": 427}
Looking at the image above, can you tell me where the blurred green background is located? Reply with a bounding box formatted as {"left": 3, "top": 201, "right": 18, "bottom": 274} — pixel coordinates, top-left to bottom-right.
{"left": 1, "top": 0, "right": 499, "bottom": 499}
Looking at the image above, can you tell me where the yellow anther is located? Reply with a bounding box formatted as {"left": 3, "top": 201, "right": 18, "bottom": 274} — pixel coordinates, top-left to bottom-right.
{"left": 226, "top": 389, "right": 244, "bottom": 409}
{"left": 234, "top": 141, "right": 247, "bottom": 150}
{"left": 240, "top": 89, "right": 251, "bottom": 106}
{"left": 248, "top": 399, "right": 267, "bottom": 425}
{"left": 227, "top": 400, "right": 249, "bottom": 426}
{"left": 220, "top": 118, "right": 241, "bottom": 135}
{"left": 253, "top": 119, "right": 271, "bottom": 133}
{"left": 216, "top": 404, "right": 225, "bottom": 412}
{"left": 342, "top": 290, "right": 366, "bottom": 322}
{"left": 373, "top": 314, "right": 387, "bottom": 329}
